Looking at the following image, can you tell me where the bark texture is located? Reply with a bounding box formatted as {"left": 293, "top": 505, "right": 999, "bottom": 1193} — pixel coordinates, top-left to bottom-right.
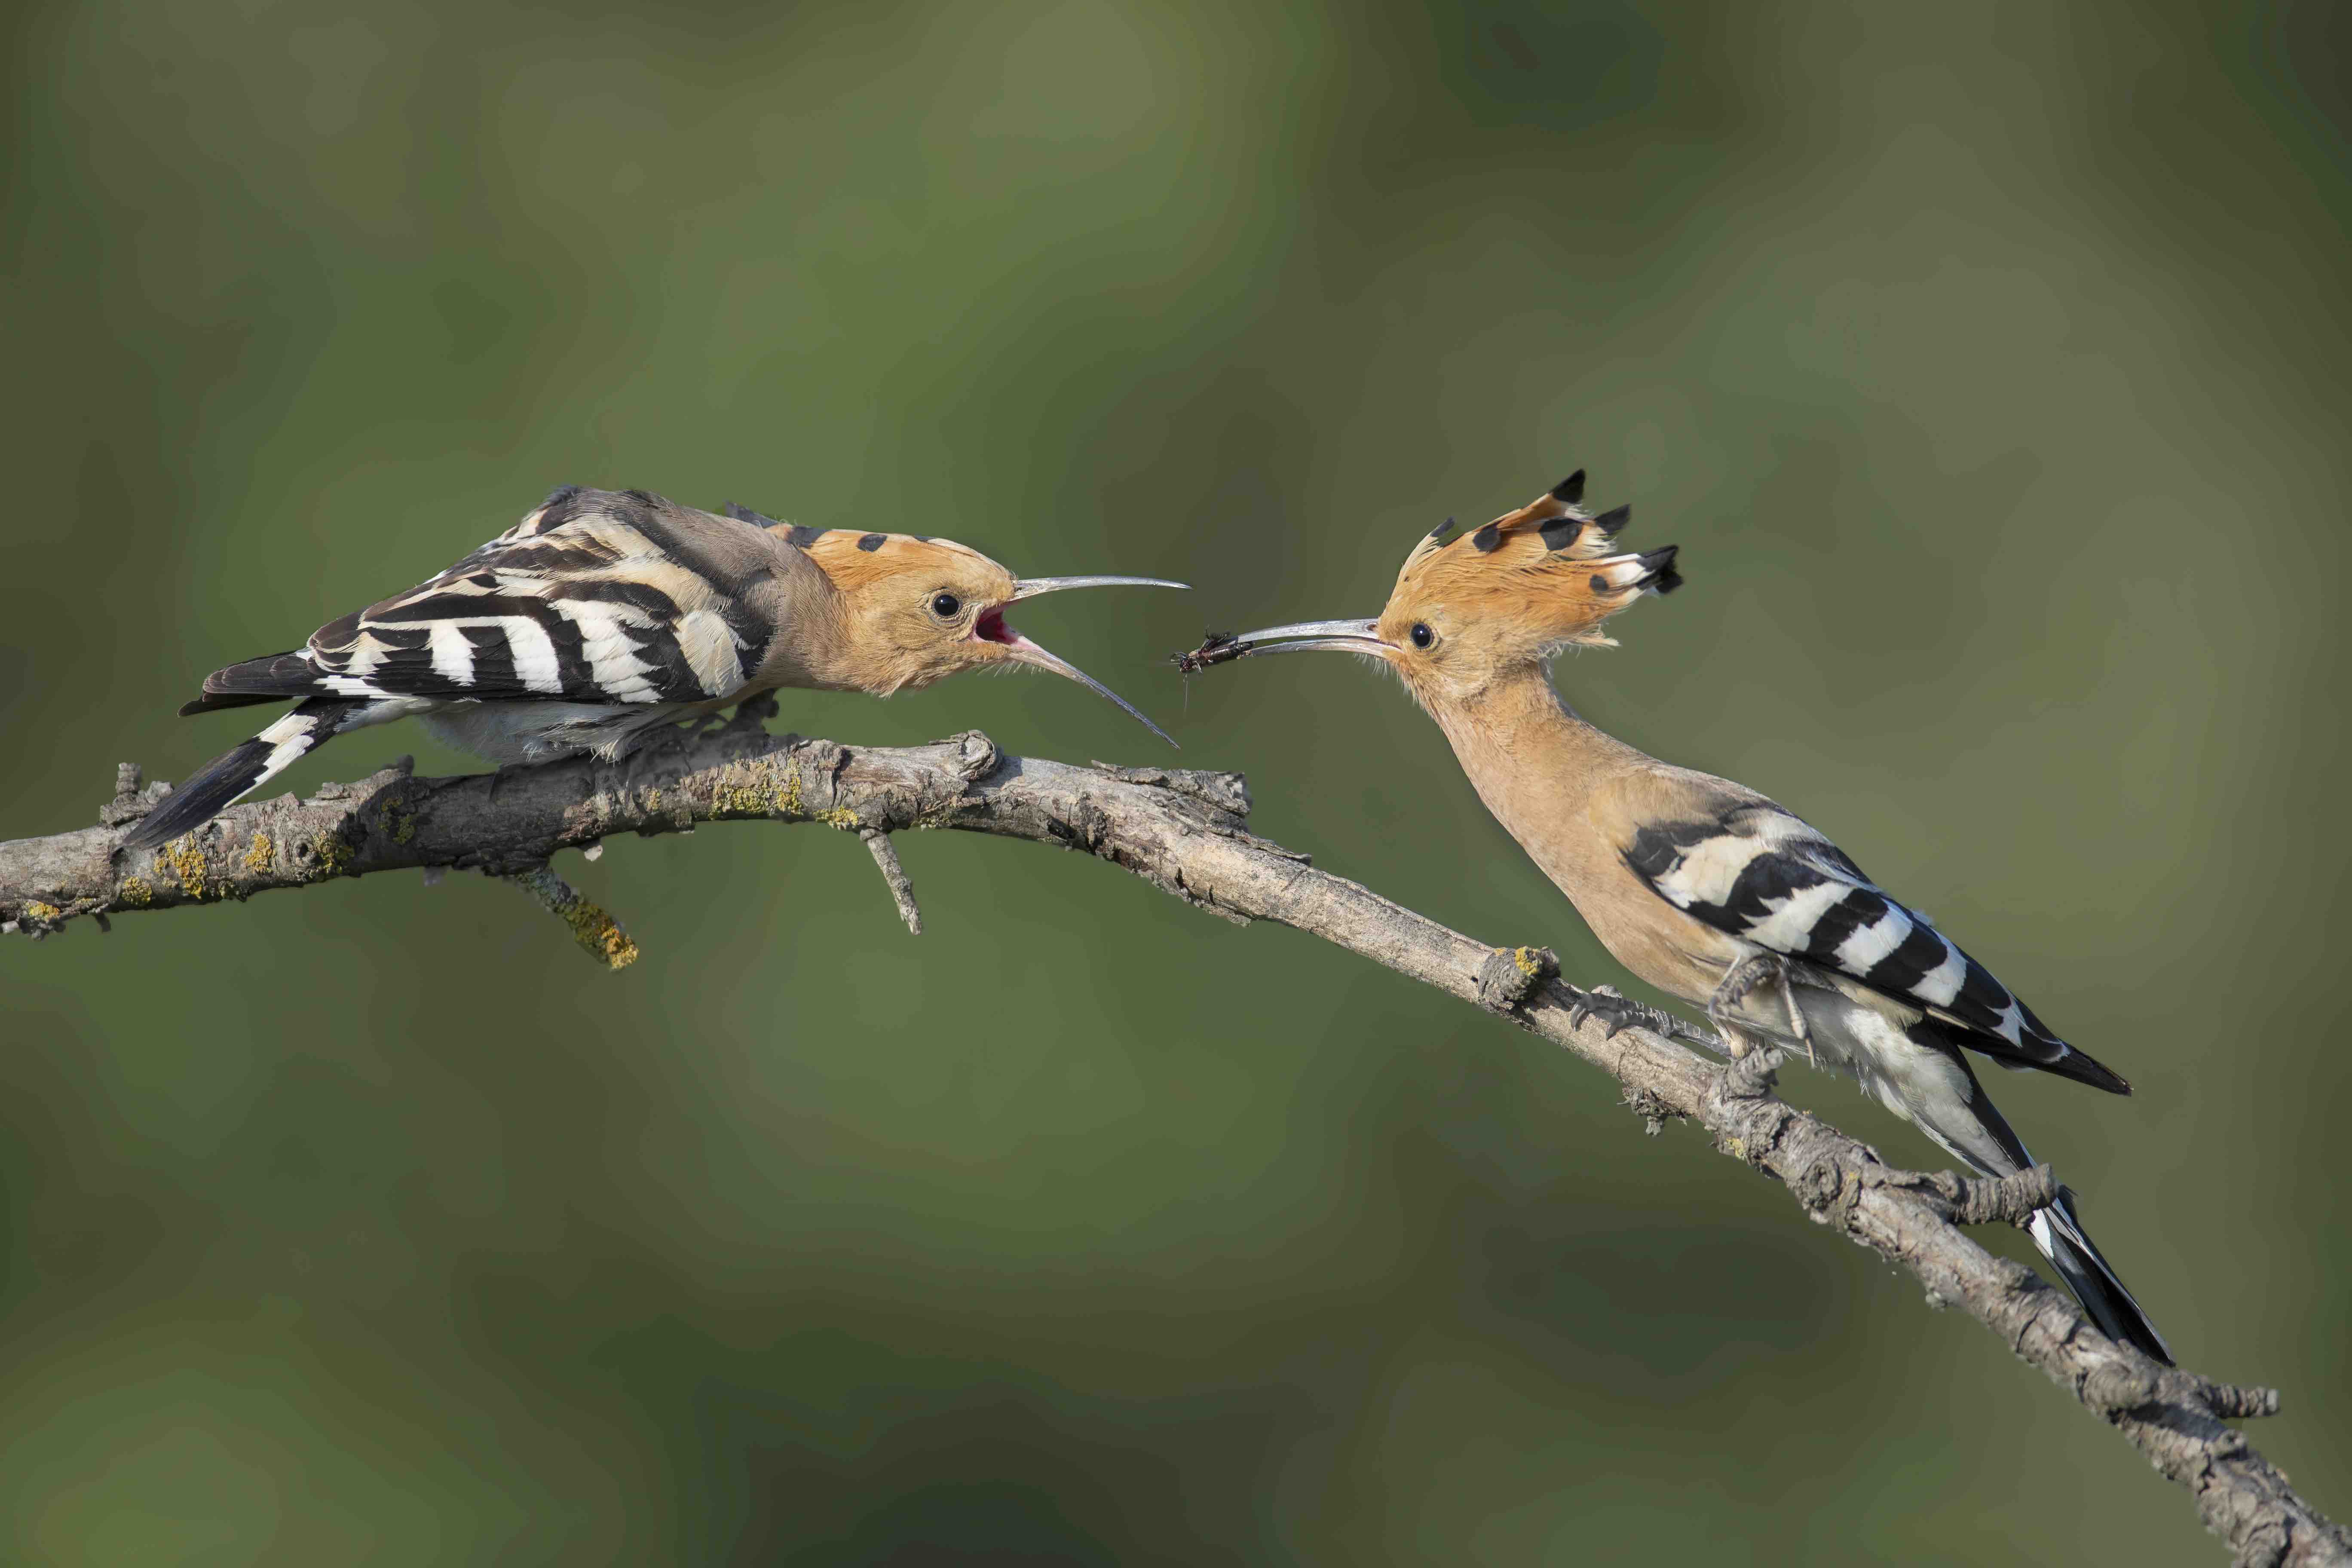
{"left": 3, "top": 711, "right": 2343, "bottom": 1566}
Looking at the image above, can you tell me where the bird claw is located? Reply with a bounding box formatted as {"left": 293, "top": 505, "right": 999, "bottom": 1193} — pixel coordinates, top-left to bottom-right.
{"left": 1568, "top": 985, "right": 1697, "bottom": 1044}
{"left": 1708, "top": 953, "right": 1816, "bottom": 1069}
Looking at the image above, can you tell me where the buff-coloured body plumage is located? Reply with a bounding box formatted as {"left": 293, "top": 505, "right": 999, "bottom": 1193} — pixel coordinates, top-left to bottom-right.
{"left": 1217, "top": 471, "right": 2168, "bottom": 1364}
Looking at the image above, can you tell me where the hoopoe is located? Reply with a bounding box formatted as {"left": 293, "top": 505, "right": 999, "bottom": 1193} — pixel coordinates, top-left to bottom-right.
{"left": 1207, "top": 472, "right": 2171, "bottom": 1365}
{"left": 123, "top": 486, "right": 1185, "bottom": 852}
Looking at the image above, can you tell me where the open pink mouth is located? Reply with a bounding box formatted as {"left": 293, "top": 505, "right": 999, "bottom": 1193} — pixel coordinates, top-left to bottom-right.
{"left": 975, "top": 608, "right": 1018, "bottom": 645}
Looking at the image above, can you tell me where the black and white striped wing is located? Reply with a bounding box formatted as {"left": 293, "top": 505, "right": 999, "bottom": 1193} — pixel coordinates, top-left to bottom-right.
{"left": 1623, "top": 804, "right": 2128, "bottom": 1092}
{"left": 192, "top": 488, "right": 796, "bottom": 712}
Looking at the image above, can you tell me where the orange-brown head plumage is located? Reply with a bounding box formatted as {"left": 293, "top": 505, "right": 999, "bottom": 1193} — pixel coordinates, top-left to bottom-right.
{"left": 734, "top": 509, "right": 1185, "bottom": 742}
{"left": 791, "top": 527, "right": 1020, "bottom": 693}
{"left": 1215, "top": 469, "right": 1681, "bottom": 709}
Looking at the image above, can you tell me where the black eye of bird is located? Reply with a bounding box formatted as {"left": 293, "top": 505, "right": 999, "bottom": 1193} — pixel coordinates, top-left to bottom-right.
{"left": 931, "top": 592, "right": 962, "bottom": 618}
{"left": 1409, "top": 622, "right": 1435, "bottom": 649}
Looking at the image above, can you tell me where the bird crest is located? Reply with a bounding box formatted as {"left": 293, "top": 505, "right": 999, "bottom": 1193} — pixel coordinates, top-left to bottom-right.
{"left": 718, "top": 505, "right": 1015, "bottom": 601}
{"left": 1389, "top": 470, "right": 1681, "bottom": 650}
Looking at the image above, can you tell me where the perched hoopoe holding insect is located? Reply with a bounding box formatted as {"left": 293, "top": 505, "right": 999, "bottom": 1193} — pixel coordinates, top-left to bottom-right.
{"left": 124, "top": 486, "right": 1185, "bottom": 851}
{"left": 1198, "top": 471, "right": 2171, "bottom": 1364}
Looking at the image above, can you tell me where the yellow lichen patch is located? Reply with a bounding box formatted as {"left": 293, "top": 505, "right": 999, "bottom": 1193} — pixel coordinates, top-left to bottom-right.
{"left": 710, "top": 759, "right": 815, "bottom": 821}
{"left": 119, "top": 876, "right": 153, "bottom": 908}
{"left": 375, "top": 800, "right": 418, "bottom": 844}
{"left": 561, "top": 897, "right": 640, "bottom": 970}
{"left": 158, "top": 838, "right": 218, "bottom": 901}
{"left": 1512, "top": 946, "right": 1543, "bottom": 979}
{"left": 244, "top": 833, "right": 274, "bottom": 873}
{"left": 509, "top": 865, "right": 638, "bottom": 970}
{"left": 308, "top": 830, "right": 355, "bottom": 879}
{"left": 24, "top": 901, "right": 62, "bottom": 924}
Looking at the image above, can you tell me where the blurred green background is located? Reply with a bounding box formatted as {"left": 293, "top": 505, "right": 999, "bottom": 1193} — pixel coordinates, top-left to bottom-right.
{"left": 5, "top": 0, "right": 2346, "bottom": 1561}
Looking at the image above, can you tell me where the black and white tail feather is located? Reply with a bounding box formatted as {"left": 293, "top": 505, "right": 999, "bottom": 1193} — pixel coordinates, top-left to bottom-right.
{"left": 1623, "top": 796, "right": 2172, "bottom": 1363}
{"left": 122, "top": 699, "right": 374, "bottom": 851}
{"left": 1935, "top": 1029, "right": 2172, "bottom": 1364}
{"left": 122, "top": 487, "right": 809, "bottom": 854}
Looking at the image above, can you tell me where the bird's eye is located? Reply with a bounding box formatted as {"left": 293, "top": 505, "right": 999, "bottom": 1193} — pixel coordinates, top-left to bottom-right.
{"left": 931, "top": 592, "right": 963, "bottom": 618}
{"left": 1409, "top": 622, "right": 1435, "bottom": 649}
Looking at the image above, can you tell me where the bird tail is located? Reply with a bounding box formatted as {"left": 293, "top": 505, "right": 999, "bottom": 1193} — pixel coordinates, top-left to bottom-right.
{"left": 2026, "top": 1188, "right": 2173, "bottom": 1366}
{"left": 120, "top": 697, "right": 362, "bottom": 851}
{"left": 1921, "top": 1032, "right": 2174, "bottom": 1365}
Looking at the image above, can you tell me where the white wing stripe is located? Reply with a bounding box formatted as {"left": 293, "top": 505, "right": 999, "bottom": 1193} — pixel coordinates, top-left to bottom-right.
{"left": 500, "top": 616, "right": 563, "bottom": 695}
{"left": 675, "top": 608, "right": 745, "bottom": 697}
{"left": 1836, "top": 905, "right": 1914, "bottom": 972}
{"left": 551, "top": 599, "right": 661, "bottom": 700}
{"left": 428, "top": 621, "right": 475, "bottom": 686}
{"left": 1743, "top": 880, "right": 1851, "bottom": 951}
{"left": 1912, "top": 945, "right": 1970, "bottom": 1007}
{"left": 1656, "top": 834, "right": 1768, "bottom": 909}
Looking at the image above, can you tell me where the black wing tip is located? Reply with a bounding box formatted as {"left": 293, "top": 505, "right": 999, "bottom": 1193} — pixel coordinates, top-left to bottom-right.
{"left": 193, "top": 652, "right": 320, "bottom": 707}
{"left": 2048, "top": 1044, "right": 2132, "bottom": 1096}
{"left": 1549, "top": 469, "right": 1586, "bottom": 504}
{"left": 179, "top": 691, "right": 281, "bottom": 717}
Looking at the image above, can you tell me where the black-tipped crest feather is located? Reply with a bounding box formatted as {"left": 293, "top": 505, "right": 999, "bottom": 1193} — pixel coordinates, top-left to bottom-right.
{"left": 1638, "top": 545, "right": 1683, "bottom": 594}
{"left": 1538, "top": 516, "right": 1585, "bottom": 552}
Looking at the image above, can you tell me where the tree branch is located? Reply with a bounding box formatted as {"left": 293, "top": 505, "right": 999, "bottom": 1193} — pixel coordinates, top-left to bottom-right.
{"left": 1, "top": 722, "right": 2342, "bottom": 1565}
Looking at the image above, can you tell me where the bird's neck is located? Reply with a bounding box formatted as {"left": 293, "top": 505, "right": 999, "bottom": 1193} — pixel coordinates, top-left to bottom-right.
{"left": 1421, "top": 664, "right": 1649, "bottom": 845}
{"left": 757, "top": 590, "right": 873, "bottom": 693}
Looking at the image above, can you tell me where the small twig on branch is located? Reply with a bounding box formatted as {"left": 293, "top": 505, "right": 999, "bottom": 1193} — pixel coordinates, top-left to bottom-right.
{"left": 860, "top": 829, "right": 922, "bottom": 935}
{"left": 506, "top": 864, "right": 639, "bottom": 970}
{"left": 1476, "top": 944, "right": 1559, "bottom": 1013}
{"left": 0, "top": 722, "right": 2342, "bottom": 1564}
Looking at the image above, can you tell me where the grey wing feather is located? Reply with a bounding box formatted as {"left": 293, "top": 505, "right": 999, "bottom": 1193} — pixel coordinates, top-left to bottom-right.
{"left": 193, "top": 488, "right": 813, "bottom": 711}
{"left": 1622, "top": 802, "right": 2129, "bottom": 1092}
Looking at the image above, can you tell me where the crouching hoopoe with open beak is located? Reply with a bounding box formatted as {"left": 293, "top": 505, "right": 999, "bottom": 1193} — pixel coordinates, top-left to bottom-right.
{"left": 1205, "top": 471, "right": 2170, "bottom": 1365}
{"left": 123, "top": 486, "right": 1184, "bottom": 852}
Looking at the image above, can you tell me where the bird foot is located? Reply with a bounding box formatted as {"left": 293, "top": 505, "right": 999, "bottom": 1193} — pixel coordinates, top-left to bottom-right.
{"left": 1568, "top": 985, "right": 1715, "bottom": 1050}
{"left": 1709, "top": 953, "right": 1785, "bottom": 1014}
{"left": 1708, "top": 953, "right": 1817, "bottom": 1069}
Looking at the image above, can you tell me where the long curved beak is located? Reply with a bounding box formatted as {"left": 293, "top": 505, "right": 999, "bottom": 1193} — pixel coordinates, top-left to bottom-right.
{"left": 998, "top": 629, "right": 1179, "bottom": 747}
{"left": 1226, "top": 617, "right": 1394, "bottom": 658}
{"left": 1011, "top": 575, "right": 1190, "bottom": 601}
